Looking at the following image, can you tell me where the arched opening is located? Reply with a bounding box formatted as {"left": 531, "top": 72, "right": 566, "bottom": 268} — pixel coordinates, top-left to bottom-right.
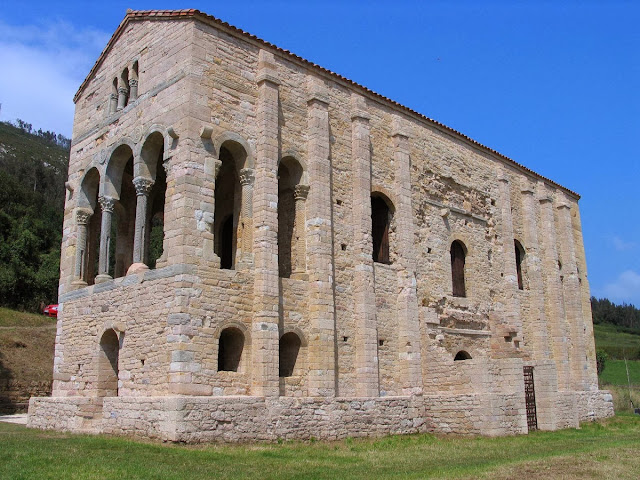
{"left": 278, "top": 157, "right": 304, "bottom": 278}
{"left": 97, "top": 329, "right": 119, "bottom": 397}
{"left": 454, "top": 350, "right": 472, "bottom": 361}
{"left": 450, "top": 240, "right": 467, "bottom": 297}
{"left": 279, "top": 332, "right": 301, "bottom": 377}
{"left": 214, "top": 143, "right": 244, "bottom": 269}
{"left": 371, "top": 194, "right": 393, "bottom": 264}
{"left": 140, "top": 133, "right": 166, "bottom": 268}
{"left": 78, "top": 168, "right": 100, "bottom": 284}
{"left": 218, "top": 327, "right": 244, "bottom": 372}
{"left": 514, "top": 240, "right": 525, "bottom": 290}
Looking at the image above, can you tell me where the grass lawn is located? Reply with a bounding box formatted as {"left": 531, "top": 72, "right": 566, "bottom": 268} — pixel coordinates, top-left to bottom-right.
{"left": 1, "top": 415, "right": 639, "bottom": 480}
{"left": 593, "top": 323, "right": 640, "bottom": 359}
{"left": 600, "top": 359, "right": 640, "bottom": 386}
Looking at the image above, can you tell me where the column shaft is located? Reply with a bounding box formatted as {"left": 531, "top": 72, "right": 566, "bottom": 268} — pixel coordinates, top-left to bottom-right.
{"left": 72, "top": 210, "right": 92, "bottom": 285}
{"left": 291, "top": 185, "right": 309, "bottom": 277}
{"left": 132, "top": 177, "right": 154, "bottom": 265}
{"left": 96, "top": 196, "right": 115, "bottom": 283}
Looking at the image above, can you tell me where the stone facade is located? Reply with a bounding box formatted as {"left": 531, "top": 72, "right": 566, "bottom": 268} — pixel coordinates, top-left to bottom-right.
{"left": 28, "top": 9, "right": 613, "bottom": 441}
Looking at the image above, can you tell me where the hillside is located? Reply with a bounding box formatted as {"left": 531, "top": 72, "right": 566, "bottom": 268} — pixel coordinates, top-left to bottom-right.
{"left": 0, "top": 121, "right": 70, "bottom": 311}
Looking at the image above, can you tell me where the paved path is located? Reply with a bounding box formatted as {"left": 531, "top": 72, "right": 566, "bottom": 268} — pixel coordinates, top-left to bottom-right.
{"left": 0, "top": 414, "right": 28, "bottom": 425}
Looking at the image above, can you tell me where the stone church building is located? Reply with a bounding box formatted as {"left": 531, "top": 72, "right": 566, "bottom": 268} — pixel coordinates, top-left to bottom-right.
{"left": 28, "top": 9, "right": 613, "bottom": 441}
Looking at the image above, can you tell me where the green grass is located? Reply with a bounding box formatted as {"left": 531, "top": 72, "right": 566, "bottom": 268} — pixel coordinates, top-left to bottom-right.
{"left": 0, "top": 307, "right": 55, "bottom": 328}
{"left": 593, "top": 323, "right": 640, "bottom": 359}
{"left": 600, "top": 359, "right": 640, "bottom": 386}
{"left": 0, "top": 415, "right": 639, "bottom": 479}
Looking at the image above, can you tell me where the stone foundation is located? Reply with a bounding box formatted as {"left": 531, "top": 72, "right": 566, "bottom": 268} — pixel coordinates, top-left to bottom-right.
{"left": 28, "top": 391, "right": 613, "bottom": 442}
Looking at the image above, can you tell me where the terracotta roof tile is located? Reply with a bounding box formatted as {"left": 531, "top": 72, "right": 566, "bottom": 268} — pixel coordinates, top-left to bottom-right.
{"left": 74, "top": 9, "right": 579, "bottom": 198}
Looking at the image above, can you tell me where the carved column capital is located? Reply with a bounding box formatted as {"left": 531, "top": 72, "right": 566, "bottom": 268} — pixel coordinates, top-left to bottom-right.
{"left": 239, "top": 168, "right": 255, "bottom": 187}
{"left": 98, "top": 195, "right": 116, "bottom": 213}
{"left": 294, "top": 184, "right": 310, "bottom": 201}
{"left": 128, "top": 79, "right": 138, "bottom": 88}
{"left": 76, "top": 209, "right": 92, "bottom": 225}
{"left": 133, "top": 177, "right": 154, "bottom": 196}
{"left": 117, "top": 87, "right": 129, "bottom": 96}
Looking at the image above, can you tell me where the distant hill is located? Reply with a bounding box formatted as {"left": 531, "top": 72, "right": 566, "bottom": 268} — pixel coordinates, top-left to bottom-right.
{"left": 0, "top": 120, "right": 70, "bottom": 311}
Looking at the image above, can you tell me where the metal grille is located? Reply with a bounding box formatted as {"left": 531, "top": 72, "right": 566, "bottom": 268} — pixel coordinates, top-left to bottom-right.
{"left": 523, "top": 366, "right": 538, "bottom": 432}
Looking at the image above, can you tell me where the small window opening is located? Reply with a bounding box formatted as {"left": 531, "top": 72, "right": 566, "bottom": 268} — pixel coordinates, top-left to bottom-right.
{"left": 218, "top": 327, "right": 244, "bottom": 372}
{"left": 514, "top": 240, "right": 524, "bottom": 290}
{"left": 342, "top": 336, "right": 349, "bottom": 342}
{"left": 378, "top": 339, "right": 385, "bottom": 347}
{"left": 450, "top": 240, "right": 467, "bottom": 297}
{"left": 341, "top": 243, "right": 347, "bottom": 251}
{"left": 279, "top": 332, "right": 301, "bottom": 377}
{"left": 371, "top": 195, "right": 392, "bottom": 264}
{"left": 454, "top": 350, "right": 472, "bottom": 361}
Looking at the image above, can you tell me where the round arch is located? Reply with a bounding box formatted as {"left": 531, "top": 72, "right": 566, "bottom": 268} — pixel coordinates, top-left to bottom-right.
{"left": 104, "top": 141, "right": 136, "bottom": 199}
{"left": 212, "top": 131, "right": 253, "bottom": 170}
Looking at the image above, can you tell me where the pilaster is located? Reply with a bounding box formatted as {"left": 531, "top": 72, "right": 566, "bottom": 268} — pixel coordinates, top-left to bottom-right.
{"left": 351, "top": 94, "right": 379, "bottom": 397}
{"left": 391, "top": 117, "right": 422, "bottom": 394}
{"left": 537, "top": 183, "right": 570, "bottom": 390}
{"left": 556, "top": 194, "right": 587, "bottom": 390}
{"left": 305, "top": 77, "right": 336, "bottom": 396}
{"left": 520, "top": 184, "right": 551, "bottom": 360}
{"left": 252, "top": 49, "right": 280, "bottom": 397}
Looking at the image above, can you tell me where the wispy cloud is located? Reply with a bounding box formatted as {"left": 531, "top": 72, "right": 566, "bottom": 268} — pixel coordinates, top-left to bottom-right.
{"left": 600, "top": 270, "right": 640, "bottom": 307}
{"left": 0, "top": 19, "right": 109, "bottom": 136}
{"left": 611, "top": 235, "right": 637, "bottom": 252}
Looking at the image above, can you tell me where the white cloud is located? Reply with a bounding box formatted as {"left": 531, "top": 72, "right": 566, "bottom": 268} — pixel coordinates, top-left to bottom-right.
{"left": 611, "top": 235, "right": 637, "bottom": 252}
{"left": 0, "top": 19, "right": 109, "bottom": 137}
{"left": 601, "top": 270, "right": 640, "bottom": 307}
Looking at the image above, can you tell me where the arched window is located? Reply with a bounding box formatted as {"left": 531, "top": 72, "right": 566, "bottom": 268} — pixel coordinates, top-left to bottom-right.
{"left": 450, "top": 240, "right": 467, "bottom": 297}
{"left": 371, "top": 194, "right": 392, "bottom": 264}
{"left": 214, "top": 143, "right": 245, "bottom": 270}
{"left": 279, "top": 332, "right": 301, "bottom": 377}
{"left": 218, "top": 327, "right": 244, "bottom": 372}
{"left": 98, "top": 329, "right": 119, "bottom": 397}
{"left": 454, "top": 350, "right": 472, "bottom": 361}
{"left": 278, "top": 157, "right": 304, "bottom": 278}
{"left": 514, "top": 240, "right": 525, "bottom": 290}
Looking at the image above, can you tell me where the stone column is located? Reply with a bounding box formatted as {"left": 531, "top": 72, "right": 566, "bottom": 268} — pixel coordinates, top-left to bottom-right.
{"left": 128, "top": 79, "right": 138, "bottom": 102}
{"left": 251, "top": 50, "right": 280, "bottom": 397}
{"left": 132, "top": 177, "right": 154, "bottom": 266}
{"left": 556, "top": 195, "right": 586, "bottom": 390}
{"left": 351, "top": 94, "right": 379, "bottom": 397}
{"left": 95, "top": 196, "right": 115, "bottom": 284}
{"left": 538, "top": 184, "right": 570, "bottom": 390}
{"left": 291, "top": 184, "right": 309, "bottom": 278}
{"left": 117, "top": 87, "right": 128, "bottom": 111}
{"left": 239, "top": 168, "right": 255, "bottom": 267}
{"left": 520, "top": 184, "right": 551, "bottom": 360}
{"left": 306, "top": 78, "right": 336, "bottom": 396}
{"left": 72, "top": 209, "right": 92, "bottom": 286}
{"left": 108, "top": 94, "right": 118, "bottom": 114}
{"left": 392, "top": 118, "right": 422, "bottom": 395}
{"left": 497, "top": 170, "right": 522, "bottom": 348}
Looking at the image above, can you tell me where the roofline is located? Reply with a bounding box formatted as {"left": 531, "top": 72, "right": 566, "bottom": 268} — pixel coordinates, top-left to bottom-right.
{"left": 74, "top": 9, "right": 580, "bottom": 199}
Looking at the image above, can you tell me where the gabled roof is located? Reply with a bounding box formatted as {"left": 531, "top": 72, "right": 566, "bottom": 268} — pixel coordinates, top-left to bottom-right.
{"left": 75, "top": 9, "right": 579, "bottom": 198}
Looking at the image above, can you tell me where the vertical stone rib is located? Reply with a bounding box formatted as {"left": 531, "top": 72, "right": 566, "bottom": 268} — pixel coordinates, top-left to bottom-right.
{"left": 538, "top": 183, "right": 570, "bottom": 390}
{"left": 497, "top": 170, "right": 522, "bottom": 346}
{"left": 520, "top": 185, "right": 551, "bottom": 360}
{"left": 252, "top": 50, "right": 280, "bottom": 397}
{"left": 391, "top": 118, "right": 422, "bottom": 394}
{"left": 306, "top": 79, "right": 336, "bottom": 396}
{"left": 556, "top": 194, "right": 586, "bottom": 390}
{"left": 351, "top": 95, "right": 379, "bottom": 397}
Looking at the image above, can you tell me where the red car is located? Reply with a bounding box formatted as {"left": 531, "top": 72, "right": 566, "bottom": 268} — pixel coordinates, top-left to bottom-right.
{"left": 43, "top": 304, "right": 58, "bottom": 317}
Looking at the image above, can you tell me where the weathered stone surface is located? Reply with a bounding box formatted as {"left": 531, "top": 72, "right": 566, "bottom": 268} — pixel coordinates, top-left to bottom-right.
{"left": 28, "top": 9, "right": 613, "bottom": 442}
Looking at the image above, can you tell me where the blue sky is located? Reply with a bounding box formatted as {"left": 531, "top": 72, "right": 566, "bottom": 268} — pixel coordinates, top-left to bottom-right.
{"left": 1, "top": 1, "right": 638, "bottom": 306}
